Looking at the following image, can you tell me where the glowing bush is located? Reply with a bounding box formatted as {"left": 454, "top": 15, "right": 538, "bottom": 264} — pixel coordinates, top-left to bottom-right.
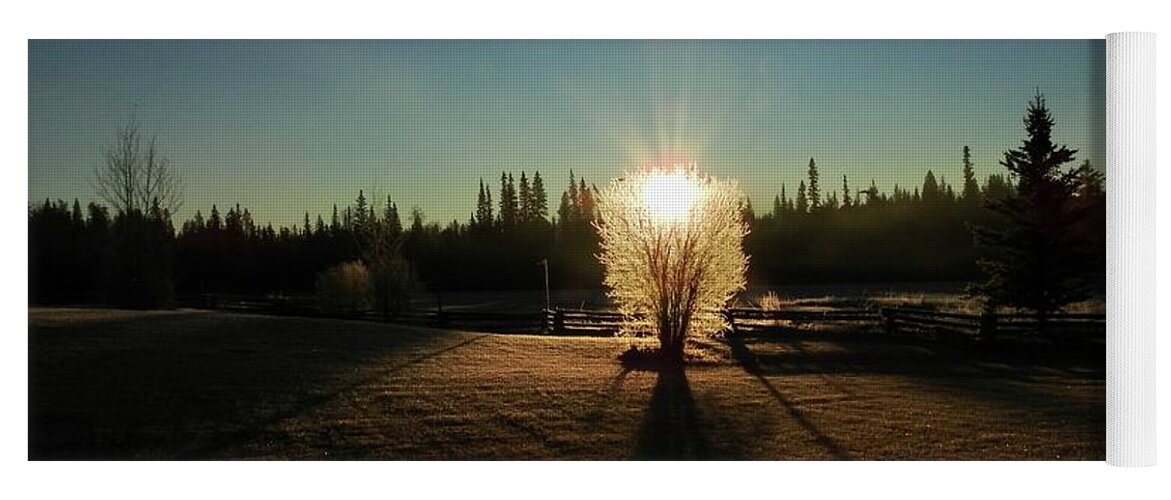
{"left": 594, "top": 166, "right": 749, "bottom": 360}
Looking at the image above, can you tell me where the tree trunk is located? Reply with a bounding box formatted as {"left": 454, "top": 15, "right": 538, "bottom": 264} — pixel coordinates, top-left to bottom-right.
{"left": 658, "top": 325, "right": 686, "bottom": 364}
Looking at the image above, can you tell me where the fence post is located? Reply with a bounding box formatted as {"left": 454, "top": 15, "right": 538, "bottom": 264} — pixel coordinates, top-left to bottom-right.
{"left": 978, "top": 311, "right": 998, "bottom": 344}
{"left": 553, "top": 309, "right": 565, "bottom": 335}
{"left": 723, "top": 309, "right": 739, "bottom": 337}
{"left": 881, "top": 308, "right": 898, "bottom": 335}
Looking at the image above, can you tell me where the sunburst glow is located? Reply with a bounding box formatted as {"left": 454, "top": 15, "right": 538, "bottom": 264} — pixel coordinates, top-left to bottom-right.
{"left": 642, "top": 168, "right": 700, "bottom": 225}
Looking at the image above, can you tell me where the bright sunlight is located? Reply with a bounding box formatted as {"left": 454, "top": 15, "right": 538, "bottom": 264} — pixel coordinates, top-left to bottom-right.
{"left": 641, "top": 168, "right": 700, "bottom": 226}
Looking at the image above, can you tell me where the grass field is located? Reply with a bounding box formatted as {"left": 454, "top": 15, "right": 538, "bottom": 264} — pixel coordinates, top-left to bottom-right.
{"left": 29, "top": 308, "right": 1104, "bottom": 460}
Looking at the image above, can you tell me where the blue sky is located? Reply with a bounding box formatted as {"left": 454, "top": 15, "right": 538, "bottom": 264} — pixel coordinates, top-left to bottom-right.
{"left": 29, "top": 40, "right": 1105, "bottom": 226}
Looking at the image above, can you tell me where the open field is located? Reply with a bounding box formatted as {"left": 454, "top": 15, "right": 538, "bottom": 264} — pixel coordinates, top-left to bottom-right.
{"left": 29, "top": 308, "right": 1104, "bottom": 460}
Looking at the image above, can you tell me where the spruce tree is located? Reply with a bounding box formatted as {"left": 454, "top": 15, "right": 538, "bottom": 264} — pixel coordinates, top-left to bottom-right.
{"left": 578, "top": 179, "right": 594, "bottom": 221}
{"left": 922, "top": 170, "right": 940, "bottom": 205}
{"left": 961, "top": 145, "right": 981, "bottom": 207}
{"left": 531, "top": 171, "right": 548, "bottom": 221}
{"left": 971, "top": 92, "right": 1093, "bottom": 317}
{"left": 568, "top": 170, "right": 579, "bottom": 215}
{"left": 557, "top": 191, "right": 572, "bottom": 225}
{"left": 807, "top": 158, "right": 821, "bottom": 211}
{"left": 499, "top": 172, "right": 519, "bottom": 227}
{"left": 208, "top": 205, "right": 222, "bottom": 231}
{"left": 384, "top": 196, "right": 402, "bottom": 237}
{"left": 355, "top": 190, "right": 369, "bottom": 234}
{"left": 475, "top": 179, "right": 494, "bottom": 228}
{"left": 71, "top": 199, "right": 84, "bottom": 226}
{"left": 519, "top": 171, "right": 532, "bottom": 223}
{"left": 743, "top": 198, "right": 756, "bottom": 221}
{"left": 796, "top": 180, "right": 808, "bottom": 214}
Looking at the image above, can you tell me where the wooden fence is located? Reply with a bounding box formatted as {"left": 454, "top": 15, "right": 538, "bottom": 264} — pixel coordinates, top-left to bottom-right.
{"left": 542, "top": 308, "right": 626, "bottom": 336}
{"left": 723, "top": 307, "right": 879, "bottom": 336}
{"left": 876, "top": 306, "right": 1106, "bottom": 344}
{"left": 179, "top": 294, "right": 1105, "bottom": 344}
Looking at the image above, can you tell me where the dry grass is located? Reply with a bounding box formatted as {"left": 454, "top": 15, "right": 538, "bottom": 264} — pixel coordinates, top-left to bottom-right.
{"left": 29, "top": 308, "right": 1103, "bottom": 460}
{"left": 865, "top": 293, "right": 1106, "bottom": 315}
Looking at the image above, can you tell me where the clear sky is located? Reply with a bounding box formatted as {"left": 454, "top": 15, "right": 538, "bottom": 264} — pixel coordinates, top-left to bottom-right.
{"left": 29, "top": 40, "right": 1105, "bottom": 227}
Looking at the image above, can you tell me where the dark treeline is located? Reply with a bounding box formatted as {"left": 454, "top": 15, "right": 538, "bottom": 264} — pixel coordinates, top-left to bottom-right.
{"left": 748, "top": 151, "right": 1103, "bottom": 289}
{"left": 753, "top": 153, "right": 1017, "bottom": 283}
{"left": 29, "top": 170, "right": 604, "bottom": 303}
{"left": 30, "top": 153, "right": 1105, "bottom": 303}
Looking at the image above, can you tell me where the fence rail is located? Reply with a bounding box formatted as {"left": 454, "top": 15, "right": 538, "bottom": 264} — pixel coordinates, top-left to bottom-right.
{"left": 877, "top": 306, "right": 1105, "bottom": 344}
{"left": 177, "top": 294, "right": 1105, "bottom": 345}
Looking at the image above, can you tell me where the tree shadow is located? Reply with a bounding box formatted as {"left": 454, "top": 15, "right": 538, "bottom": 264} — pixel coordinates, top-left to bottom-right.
{"left": 632, "top": 363, "right": 711, "bottom": 460}
{"left": 28, "top": 312, "right": 488, "bottom": 459}
{"left": 726, "top": 335, "right": 851, "bottom": 460}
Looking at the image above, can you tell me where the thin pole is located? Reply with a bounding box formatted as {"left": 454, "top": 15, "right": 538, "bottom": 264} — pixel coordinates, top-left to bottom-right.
{"left": 540, "top": 258, "right": 550, "bottom": 311}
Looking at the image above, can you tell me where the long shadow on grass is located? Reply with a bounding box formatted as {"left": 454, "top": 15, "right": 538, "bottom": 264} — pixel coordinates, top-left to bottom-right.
{"left": 726, "top": 335, "right": 851, "bottom": 460}
{"left": 181, "top": 332, "right": 491, "bottom": 459}
{"left": 725, "top": 333, "right": 1104, "bottom": 458}
{"left": 29, "top": 311, "right": 488, "bottom": 459}
{"left": 633, "top": 364, "right": 711, "bottom": 460}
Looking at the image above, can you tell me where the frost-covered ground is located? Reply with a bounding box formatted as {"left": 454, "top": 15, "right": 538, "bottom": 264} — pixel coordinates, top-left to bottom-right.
{"left": 29, "top": 308, "right": 1103, "bottom": 460}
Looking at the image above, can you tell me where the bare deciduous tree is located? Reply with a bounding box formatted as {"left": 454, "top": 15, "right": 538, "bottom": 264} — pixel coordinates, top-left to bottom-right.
{"left": 595, "top": 166, "right": 749, "bottom": 360}
{"left": 95, "top": 116, "right": 182, "bottom": 215}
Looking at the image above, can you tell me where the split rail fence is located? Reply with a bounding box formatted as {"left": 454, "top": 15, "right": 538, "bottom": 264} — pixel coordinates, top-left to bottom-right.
{"left": 179, "top": 294, "right": 1104, "bottom": 345}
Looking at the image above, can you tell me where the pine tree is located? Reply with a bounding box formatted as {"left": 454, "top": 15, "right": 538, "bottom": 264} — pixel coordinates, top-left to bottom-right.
{"left": 971, "top": 92, "right": 1092, "bottom": 317}
{"left": 796, "top": 180, "right": 808, "bottom": 214}
{"left": 862, "top": 180, "right": 880, "bottom": 205}
{"left": 922, "top": 170, "right": 941, "bottom": 205}
{"left": 519, "top": 171, "right": 532, "bottom": 223}
{"left": 772, "top": 195, "right": 783, "bottom": 218}
{"left": 807, "top": 158, "right": 821, "bottom": 211}
{"left": 568, "top": 170, "right": 579, "bottom": 216}
{"left": 355, "top": 190, "right": 369, "bottom": 233}
{"left": 71, "top": 199, "right": 84, "bottom": 227}
{"left": 557, "top": 191, "right": 572, "bottom": 225}
{"left": 189, "top": 210, "right": 205, "bottom": 233}
{"left": 499, "top": 172, "right": 519, "bottom": 227}
{"left": 384, "top": 196, "right": 402, "bottom": 236}
{"left": 961, "top": 145, "right": 981, "bottom": 206}
{"left": 531, "top": 171, "right": 548, "bottom": 222}
{"left": 303, "top": 212, "right": 312, "bottom": 237}
{"left": 208, "top": 205, "right": 222, "bottom": 231}
{"left": 578, "top": 179, "right": 594, "bottom": 221}
{"left": 225, "top": 204, "right": 243, "bottom": 235}
{"left": 475, "top": 179, "right": 494, "bottom": 228}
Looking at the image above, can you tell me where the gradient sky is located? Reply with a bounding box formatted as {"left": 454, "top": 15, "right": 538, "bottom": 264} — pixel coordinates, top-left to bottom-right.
{"left": 29, "top": 40, "right": 1105, "bottom": 227}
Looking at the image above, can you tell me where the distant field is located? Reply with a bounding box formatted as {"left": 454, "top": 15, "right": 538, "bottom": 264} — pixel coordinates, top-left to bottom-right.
{"left": 29, "top": 308, "right": 1104, "bottom": 460}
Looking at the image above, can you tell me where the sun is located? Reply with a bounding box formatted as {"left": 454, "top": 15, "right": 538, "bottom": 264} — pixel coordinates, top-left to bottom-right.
{"left": 642, "top": 168, "right": 700, "bottom": 226}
